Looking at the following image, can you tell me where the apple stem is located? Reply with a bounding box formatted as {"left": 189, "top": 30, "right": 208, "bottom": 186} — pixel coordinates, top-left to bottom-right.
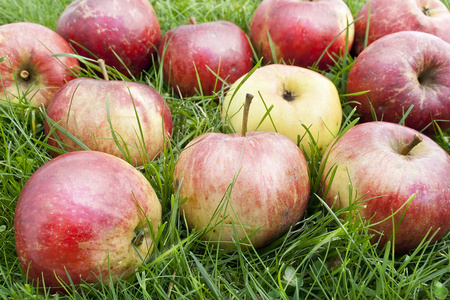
{"left": 20, "top": 70, "right": 30, "bottom": 81}
{"left": 98, "top": 59, "right": 109, "bottom": 81}
{"left": 241, "top": 93, "right": 254, "bottom": 137}
{"left": 400, "top": 134, "right": 423, "bottom": 156}
{"left": 188, "top": 17, "right": 197, "bottom": 25}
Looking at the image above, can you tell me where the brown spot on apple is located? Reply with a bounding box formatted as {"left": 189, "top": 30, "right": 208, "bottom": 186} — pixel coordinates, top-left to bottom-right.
{"left": 282, "top": 90, "right": 296, "bottom": 101}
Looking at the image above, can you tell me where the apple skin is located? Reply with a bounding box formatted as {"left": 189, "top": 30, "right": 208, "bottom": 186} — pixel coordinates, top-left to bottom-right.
{"left": 346, "top": 31, "right": 450, "bottom": 135}
{"left": 158, "top": 19, "right": 253, "bottom": 97}
{"left": 321, "top": 121, "right": 450, "bottom": 254}
{"left": 14, "top": 151, "right": 162, "bottom": 291}
{"left": 352, "top": 0, "right": 450, "bottom": 55}
{"left": 56, "top": 0, "right": 161, "bottom": 77}
{"left": 249, "top": 0, "right": 354, "bottom": 70}
{"left": 44, "top": 78, "right": 173, "bottom": 166}
{"left": 0, "top": 22, "right": 79, "bottom": 108}
{"left": 221, "top": 64, "right": 342, "bottom": 154}
{"left": 173, "top": 131, "right": 310, "bottom": 250}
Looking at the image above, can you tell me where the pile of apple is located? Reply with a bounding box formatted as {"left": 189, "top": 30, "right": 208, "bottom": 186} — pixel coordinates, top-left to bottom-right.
{"left": 0, "top": 0, "right": 449, "bottom": 293}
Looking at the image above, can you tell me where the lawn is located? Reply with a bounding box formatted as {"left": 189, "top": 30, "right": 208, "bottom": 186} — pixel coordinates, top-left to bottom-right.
{"left": 1, "top": 0, "right": 449, "bottom": 299}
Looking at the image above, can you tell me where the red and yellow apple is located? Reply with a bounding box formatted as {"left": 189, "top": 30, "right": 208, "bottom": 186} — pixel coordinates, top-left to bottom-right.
{"left": 352, "top": 0, "right": 450, "bottom": 55}
{"left": 14, "top": 151, "right": 162, "bottom": 291}
{"left": 56, "top": 0, "right": 161, "bottom": 77}
{"left": 45, "top": 77, "right": 173, "bottom": 166}
{"left": 321, "top": 121, "right": 450, "bottom": 254}
{"left": 0, "top": 22, "right": 79, "bottom": 107}
{"left": 249, "top": 0, "right": 354, "bottom": 70}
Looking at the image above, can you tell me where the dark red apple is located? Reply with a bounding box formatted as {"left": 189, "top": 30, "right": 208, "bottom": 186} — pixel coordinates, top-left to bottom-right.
{"left": 0, "top": 22, "right": 79, "bottom": 108}
{"left": 14, "top": 151, "right": 162, "bottom": 291}
{"left": 158, "top": 18, "right": 253, "bottom": 97}
{"left": 352, "top": 0, "right": 450, "bottom": 56}
{"left": 56, "top": 0, "right": 161, "bottom": 77}
{"left": 249, "top": 0, "right": 354, "bottom": 70}
{"left": 45, "top": 77, "right": 173, "bottom": 166}
{"left": 347, "top": 31, "right": 450, "bottom": 134}
{"left": 321, "top": 121, "right": 450, "bottom": 254}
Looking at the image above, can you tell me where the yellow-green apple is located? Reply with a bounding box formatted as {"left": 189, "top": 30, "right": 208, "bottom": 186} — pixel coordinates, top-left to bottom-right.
{"left": 14, "top": 151, "right": 162, "bottom": 292}
{"left": 56, "top": 0, "right": 161, "bottom": 77}
{"left": 347, "top": 31, "right": 450, "bottom": 135}
{"left": 0, "top": 22, "right": 79, "bottom": 107}
{"left": 352, "top": 0, "right": 450, "bottom": 55}
{"left": 320, "top": 121, "right": 450, "bottom": 254}
{"left": 173, "top": 95, "right": 310, "bottom": 249}
{"left": 222, "top": 64, "right": 342, "bottom": 154}
{"left": 157, "top": 18, "right": 253, "bottom": 97}
{"left": 44, "top": 77, "right": 173, "bottom": 166}
{"left": 249, "top": 0, "right": 354, "bottom": 70}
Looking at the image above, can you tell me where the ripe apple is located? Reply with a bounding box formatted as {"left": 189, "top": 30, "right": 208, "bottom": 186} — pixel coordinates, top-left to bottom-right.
{"left": 44, "top": 76, "right": 173, "bottom": 166}
{"left": 157, "top": 17, "right": 253, "bottom": 97}
{"left": 14, "top": 150, "right": 162, "bottom": 291}
{"left": 249, "top": 0, "right": 354, "bottom": 70}
{"left": 56, "top": 0, "right": 161, "bottom": 77}
{"left": 320, "top": 121, "right": 450, "bottom": 254}
{"left": 346, "top": 31, "right": 450, "bottom": 135}
{"left": 221, "top": 64, "right": 342, "bottom": 154}
{"left": 0, "top": 22, "right": 79, "bottom": 108}
{"left": 174, "top": 95, "right": 310, "bottom": 250}
{"left": 352, "top": 0, "right": 450, "bottom": 55}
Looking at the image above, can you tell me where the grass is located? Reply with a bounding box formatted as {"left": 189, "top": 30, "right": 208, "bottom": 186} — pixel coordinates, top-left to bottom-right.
{"left": 1, "top": 0, "right": 450, "bottom": 299}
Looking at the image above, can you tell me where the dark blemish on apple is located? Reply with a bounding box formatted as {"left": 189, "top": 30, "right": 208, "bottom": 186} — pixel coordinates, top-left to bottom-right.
{"left": 282, "top": 90, "right": 296, "bottom": 101}
{"left": 231, "top": 65, "right": 236, "bottom": 72}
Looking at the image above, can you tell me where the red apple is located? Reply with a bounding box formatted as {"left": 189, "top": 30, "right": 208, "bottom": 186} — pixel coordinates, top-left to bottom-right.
{"left": 249, "top": 0, "right": 354, "bottom": 70}
{"left": 0, "top": 22, "right": 79, "bottom": 108}
{"left": 346, "top": 31, "right": 450, "bottom": 135}
{"left": 321, "top": 121, "right": 450, "bottom": 254}
{"left": 45, "top": 77, "right": 173, "bottom": 166}
{"left": 14, "top": 151, "right": 162, "bottom": 291}
{"left": 157, "top": 18, "right": 253, "bottom": 97}
{"left": 352, "top": 0, "right": 450, "bottom": 55}
{"left": 56, "top": 0, "right": 161, "bottom": 77}
{"left": 173, "top": 95, "right": 310, "bottom": 249}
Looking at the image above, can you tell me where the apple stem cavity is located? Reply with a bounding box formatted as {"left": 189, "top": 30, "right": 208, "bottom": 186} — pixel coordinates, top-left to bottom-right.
{"left": 400, "top": 134, "right": 423, "bottom": 156}
{"left": 241, "top": 93, "right": 254, "bottom": 137}
{"left": 282, "top": 90, "right": 296, "bottom": 102}
{"left": 188, "top": 17, "right": 197, "bottom": 25}
{"left": 422, "top": 6, "right": 431, "bottom": 16}
{"left": 20, "top": 70, "right": 30, "bottom": 81}
{"left": 132, "top": 228, "right": 145, "bottom": 247}
{"left": 98, "top": 59, "right": 109, "bottom": 81}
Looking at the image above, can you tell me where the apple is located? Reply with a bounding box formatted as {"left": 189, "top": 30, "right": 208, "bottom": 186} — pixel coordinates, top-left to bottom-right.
{"left": 56, "top": 0, "right": 161, "bottom": 77}
{"left": 346, "top": 31, "right": 450, "bottom": 135}
{"left": 352, "top": 0, "right": 450, "bottom": 56}
{"left": 173, "top": 94, "right": 310, "bottom": 250}
{"left": 249, "top": 0, "right": 354, "bottom": 70}
{"left": 14, "top": 150, "right": 162, "bottom": 291}
{"left": 320, "top": 121, "right": 450, "bottom": 254}
{"left": 0, "top": 22, "right": 79, "bottom": 108}
{"left": 44, "top": 75, "right": 173, "bottom": 167}
{"left": 157, "top": 17, "right": 253, "bottom": 97}
{"left": 221, "top": 64, "right": 342, "bottom": 155}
